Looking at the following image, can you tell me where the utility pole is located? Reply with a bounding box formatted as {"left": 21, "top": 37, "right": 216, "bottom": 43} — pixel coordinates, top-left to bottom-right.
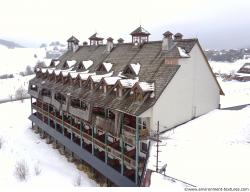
{"left": 156, "top": 121, "right": 160, "bottom": 172}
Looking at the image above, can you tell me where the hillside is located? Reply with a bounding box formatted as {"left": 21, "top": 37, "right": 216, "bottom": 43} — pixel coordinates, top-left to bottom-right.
{"left": 0, "top": 39, "right": 24, "bottom": 49}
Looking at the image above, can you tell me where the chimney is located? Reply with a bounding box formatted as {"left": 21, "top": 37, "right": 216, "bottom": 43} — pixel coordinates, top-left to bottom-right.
{"left": 162, "top": 31, "right": 173, "bottom": 51}
{"left": 174, "top": 33, "right": 183, "bottom": 40}
{"left": 106, "top": 37, "right": 114, "bottom": 52}
{"left": 117, "top": 38, "right": 124, "bottom": 44}
{"left": 67, "top": 36, "right": 79, "bottom": 52}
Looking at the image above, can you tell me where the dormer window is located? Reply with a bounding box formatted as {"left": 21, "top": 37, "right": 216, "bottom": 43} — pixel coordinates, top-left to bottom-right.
{"left": 50, "top": 60, "right": 60, "bottom": 68}
{"left": 97, "top": 62, "right": 113, "bottom": 73}
{"left": 123, "top": 63, "right": 141, "bottom": 77}
{"left": 63, "top": 60, "right": 77, "bottom": 69}
{"left": 77, "top": 63, "right": 84, "bottom": 70}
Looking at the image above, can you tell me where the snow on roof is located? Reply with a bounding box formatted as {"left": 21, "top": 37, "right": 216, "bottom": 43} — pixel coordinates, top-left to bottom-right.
{"left": 66, "top": 60, "right": 77, "bottom": 68}
{"left": 138, "top": 82, "right": 154, "bottom": 92}
{"left": 82, "top": 60, "right": 93, "bottom": 69}
{"left": 119, "top": 78, "right": 139, "bottom": 88}
{"left": 130, "top": 63, "right": 141, "bottom": 75}
{"left": 62, "top": 71, "right": 69, "bottom": 77}
{"left": 103, "top": 62, "right": 113, "bottom": 72}
{"left": 177, "top": 47, "right": 189, "bottom": 58}
{"left": 47, "top": 68, "right": 55, "bottom": 74}
{"left": 104, "top": 76, "right": 121, "bottom": 85}
{"left": 79, "top": 72, "right": 96, "bottom": 80}
{"left": 41, "top": 68, "right": 47, "bottom": 73}
{"left": 118, "top": 71, "right": 126, "bottom": 78}
{"left": 244, "top": 65, "right": 250, "bottom": 69}
{"left": 235, "top": 72, "right": 250, "bottom": 77}
{"left": 54, "top": 60, "right": 60, "bottom": 66}
{"left": 54, "top": 70, "right": 61, "bottom": 76}
{"left": 69, "top": 71, "right": 89, "bottom": 78}
{"left": 91, "top": 71, "right": 113, "bottom": 83}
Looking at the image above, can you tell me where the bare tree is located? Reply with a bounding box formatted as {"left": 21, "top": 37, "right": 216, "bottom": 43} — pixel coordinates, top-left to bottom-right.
{"left": 15, "top": 160, "right": 29, "bottom": 181}
{"left": 25, "top": 65, "right": 34, "bottom": 75}
{"left": 73, "top": 173, "right": 82, "bottom": 186}
{"left": 15, "top": 86, "right": 26, "bottom": 102}
{"left": 34, "top": 162, "right": 41, "bottom": 176}
{"left": 0, "top": 137, "right": 3, "bottom": 149}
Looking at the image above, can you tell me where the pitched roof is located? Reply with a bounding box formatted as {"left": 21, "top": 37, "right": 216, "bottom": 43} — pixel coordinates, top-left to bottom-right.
{"left": 89, "top": 33, "right": 104, "bottom": 40}
{"left": 67, "top": 36, "right": 79, "bottom": 43}
{"left": 31, "top": 35, "right": 221, "bottom": 115}
{"left": 237, "top": 63, "right": 250, "bottom": 74}
{"left": 130, "top": 26, "right": 151, "bottom": 36}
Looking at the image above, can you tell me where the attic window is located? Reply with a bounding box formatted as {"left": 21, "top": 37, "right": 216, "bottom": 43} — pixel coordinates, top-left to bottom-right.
{"left": 123, "top": 63, "right": 141, "bottom": 77}
{"left": 78, "top": 63, "right": 84, "bottom": 70}
{"left": 97, "top": 62, "right": 113, "bottom": 73}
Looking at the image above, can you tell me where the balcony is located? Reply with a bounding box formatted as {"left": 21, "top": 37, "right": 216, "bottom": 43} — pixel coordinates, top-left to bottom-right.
{"left": 123, "top": 124, "right": 149, "bottom": 141}
{"left": 31, "top": 103, "right": 146, "bottom": 170}
{"left": 95, "top": 116, "right": 115, "bottom": 133}
{"left": 68, "top": 105, "right": 90, "bottom": 122}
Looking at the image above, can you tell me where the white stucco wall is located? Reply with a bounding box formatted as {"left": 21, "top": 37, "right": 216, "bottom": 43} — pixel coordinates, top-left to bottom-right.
{"left": 142, "top": 43, "right": 220, "bottom": 132}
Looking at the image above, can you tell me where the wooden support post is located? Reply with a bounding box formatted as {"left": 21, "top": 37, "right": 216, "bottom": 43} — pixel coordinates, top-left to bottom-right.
{"left": 31, "top": 96, "right": 33, "bottom": 114}
{"left": 156, "top": 121, "right": 160, "bottom": 173}
{"left": 121, "top": 113, "right": 124, "bottom": 175}
{"left": 104, "top": 108, "right": 108, "bottom": 164}
{"left": 70, "top": 115, "right": 73, "bottom": 141}
{"left": 31, "top": 97, "right": 34, "bottom": 129}
{"left": 91, "top": 125, "right": 94, "bottom": 155}
{"left": 48, "top": 103, "right": 50, "bottom": 127}
{"left": 80, "top": 122, "right": 83, "bottom": 148}
{"left": 62, "top": 111, "right": 64, "bottom": 136}
{"left": 135, "top": 116, "right": 140, "bottom": 185}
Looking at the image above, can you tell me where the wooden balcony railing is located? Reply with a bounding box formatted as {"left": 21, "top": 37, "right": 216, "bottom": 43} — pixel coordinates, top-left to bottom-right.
{"left": 32, "top": 102, "right": 145, "bottom": 169}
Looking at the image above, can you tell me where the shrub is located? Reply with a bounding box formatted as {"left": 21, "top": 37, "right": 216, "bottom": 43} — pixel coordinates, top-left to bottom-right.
{"left": 34, "top": 162, "right": 41, "bottom": 176}
{"left": 15, "top": 86, "right": 26, "bottom": 102}
{"left": 73, "top": 173, "right": 82, "bottom": 186}
{"left": 0, "top": 137, "right": 3, "bottom": 149}
{"left": 15, "top": 160, "right": 29, "bottom": 181}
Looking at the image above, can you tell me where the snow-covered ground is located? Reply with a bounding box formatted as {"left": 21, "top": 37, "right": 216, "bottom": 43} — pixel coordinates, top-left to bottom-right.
{"left": 0, "top": 100, "right": 97, "bottom": 188}
{"left": 0, "top": 47, "right": 51, "bottom": 102}
{"left": 209, "top": 58, "right": 250, "bottom": 74}
{"left": 0, "top": 47, "right": 47, "bottom": 75}
{"left": 219, "top": 78, "right": 250, "bottom": 108}
{"left": 0, "top": 74, "right": 34, "bottom": 102}
{"left": 148, "top": 106, "right": 250, "bottom": 188}
{"left": 209, "top": 59, "right": 250, "bottom": 108}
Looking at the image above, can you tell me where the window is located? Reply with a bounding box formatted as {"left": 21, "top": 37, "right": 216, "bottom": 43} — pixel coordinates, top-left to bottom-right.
{"left": 41, "top": 89, "right": 51, "bottom": 97}
{"left": 55, "top": 93, "right": 66, "bottom": 104}
{"left": 30, "top": 84, "right": 37, "bottom": 91}
{"left": 141, "top": 142, "right": 148, "bottom": 153}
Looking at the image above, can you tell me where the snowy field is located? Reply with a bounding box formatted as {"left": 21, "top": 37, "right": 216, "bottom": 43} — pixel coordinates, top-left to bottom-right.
{"left": 0, "top": 47, "right": 50, "bottom": 102}
{"left": 209, "top": 59, "right": 250, "bottom": 108}
{"left": 0, "top": 100, "right": 97, "bottom": 188}
{"left": 209, "top": 58, "right": 250, "bottom": 75}
{"left": 0, "top": 74, "right": 34, "bottom": 102}
{"left": 0, "top": 47, "right": 47, "bottom": 75}
{"left": 148, "top": 106, "right": 250, "bottom": 188}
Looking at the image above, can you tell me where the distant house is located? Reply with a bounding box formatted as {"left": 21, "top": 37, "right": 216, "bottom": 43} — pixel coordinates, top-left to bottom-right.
{"left": 28, "top": 26, "right": 224, "bottom": 187}
{"left": 234, "top": 63, "right": 250, "bottom": 82}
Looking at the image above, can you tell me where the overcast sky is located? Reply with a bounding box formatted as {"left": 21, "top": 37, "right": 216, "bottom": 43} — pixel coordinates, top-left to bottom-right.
{"left": 0, "top": 0, "right": 249, "bottom": 49}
